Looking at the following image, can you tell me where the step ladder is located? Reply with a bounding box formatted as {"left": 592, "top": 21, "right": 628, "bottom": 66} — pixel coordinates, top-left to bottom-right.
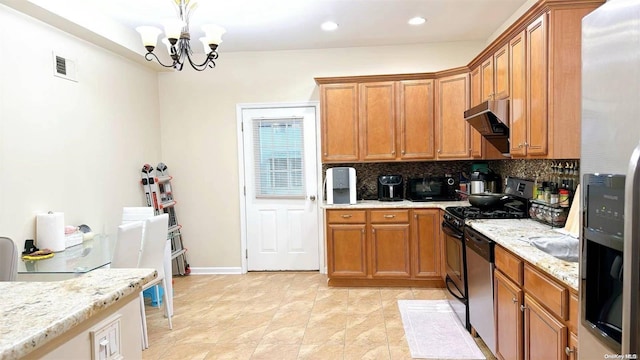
{"left": 141, "top": 163, "right": 190, "bottom": 275}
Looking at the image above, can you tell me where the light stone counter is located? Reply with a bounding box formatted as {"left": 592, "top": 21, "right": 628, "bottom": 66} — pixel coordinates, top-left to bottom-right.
{"left": 322, "top": 199, "right": 470, "bottom": 210}
{"left": 466, "top": 219, "right": 579, "bottom": 291}
{"left": 0, "top": 268, "right": 157, "bottom": 360}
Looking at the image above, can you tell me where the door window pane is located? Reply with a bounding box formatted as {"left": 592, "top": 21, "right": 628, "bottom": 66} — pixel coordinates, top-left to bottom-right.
{"left": 253, "top": 117, "right": 305, "bottom": 198}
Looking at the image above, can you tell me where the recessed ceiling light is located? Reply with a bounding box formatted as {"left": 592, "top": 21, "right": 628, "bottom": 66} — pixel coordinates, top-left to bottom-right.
{"left": 408, "top": 17, "right": 426, "bottom": 25}
{"left": 321, "top": 21, "right": 339, "bottom": 31}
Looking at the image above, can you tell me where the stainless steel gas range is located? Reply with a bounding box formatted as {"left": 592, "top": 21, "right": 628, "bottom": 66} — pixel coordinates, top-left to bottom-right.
{"left": 442, "top": 177, "right": 534, "bottom": 353}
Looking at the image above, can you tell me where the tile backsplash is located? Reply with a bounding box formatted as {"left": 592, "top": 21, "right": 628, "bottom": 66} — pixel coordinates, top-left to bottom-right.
{"left": 323, "top": 159, "right": 579, "bottom": 200}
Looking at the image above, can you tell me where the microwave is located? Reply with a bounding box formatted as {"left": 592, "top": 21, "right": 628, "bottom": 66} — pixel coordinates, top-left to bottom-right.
{"left": 406, "top": 176, "right": 458, "bottom": 202}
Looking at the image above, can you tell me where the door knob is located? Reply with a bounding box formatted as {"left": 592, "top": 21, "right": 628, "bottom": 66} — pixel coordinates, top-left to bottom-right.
{"left": 309, "top": 195, "right": 316, "bottom": 201}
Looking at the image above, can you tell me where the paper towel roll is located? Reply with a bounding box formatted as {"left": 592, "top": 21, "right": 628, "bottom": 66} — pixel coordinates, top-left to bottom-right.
{"left": 37, "top": 212, "right": 65, "bottom": 252}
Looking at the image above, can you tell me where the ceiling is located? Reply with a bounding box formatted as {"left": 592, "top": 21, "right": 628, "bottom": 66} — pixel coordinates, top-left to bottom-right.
{"left": 36, "top": 0, "right": 531, "bottom": 53}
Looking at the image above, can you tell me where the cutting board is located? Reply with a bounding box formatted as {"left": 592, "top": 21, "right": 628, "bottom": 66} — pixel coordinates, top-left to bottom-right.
{"left": 564, "top": 184, "right": 581, "bottom": 238}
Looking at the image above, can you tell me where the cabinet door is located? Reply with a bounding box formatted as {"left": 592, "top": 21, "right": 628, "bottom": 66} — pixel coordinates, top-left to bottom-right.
{"left": 510, "top": 30, "right": 528, "bottom": 157}
{"left": 360, "top": 82, "right": 396, "bottom": 161}
{"left": 398, "top": 79, "right": 436, "bottom": 160}
{"left": 495, "top": 270, "right": 524, "bottom": 360}
{"left": 411, "top": 209, "right": 440, "bottom": 278}
{"left": 469, "top": 67, "right": 483, "bottom": 158}
{"left": 370, "top": 224, "right": 411, "bottom": 278}
{"left": 481, "top": 57, "right": 494, "bottom": 101}
{"left": 524, "top": 293, "right": 567, "bottom": 360}
{"left": 526, "top": 14, "right": 549, "bottom": 156}
{"left": 494, "top": 43, "right": 510, "bottom": 100}
{"left": 320, "top": 83, "right": 359, "bottom": 162}
{"left": 436, "top": 73, "right": 470, "bottom": 159}
{"left": 326, "top": 223, "right": 367, "bottom": 278}
{"left": 567, "top": 332, "right": 578, "bottom": 360}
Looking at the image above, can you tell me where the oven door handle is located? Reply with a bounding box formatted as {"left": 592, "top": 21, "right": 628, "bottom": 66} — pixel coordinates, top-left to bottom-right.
{"left": 445, "top": 275, "right": 466, "bottom": 302}
{"left": 442, "top": 221, "right": 463, "bottom": 240}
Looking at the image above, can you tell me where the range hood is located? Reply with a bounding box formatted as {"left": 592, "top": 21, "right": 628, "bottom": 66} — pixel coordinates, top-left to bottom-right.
{"left": 464, "top": 99, "right": 509, "bottom": 154}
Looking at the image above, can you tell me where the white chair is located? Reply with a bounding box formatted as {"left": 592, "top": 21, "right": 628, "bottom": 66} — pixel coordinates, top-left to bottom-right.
{"left": 0, "top": 237, "right": 18, "bottom": 281}
{"left": 111, "top": 222, "right": 144, "bottom": 268}
{"left": 139, "top": 214, "right": 172, "bottom": 348}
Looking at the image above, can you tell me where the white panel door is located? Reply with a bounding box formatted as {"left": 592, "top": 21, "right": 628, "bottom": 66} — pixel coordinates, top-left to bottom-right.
{"left": 241, "top": 105, "right": 319, "bottom": 271}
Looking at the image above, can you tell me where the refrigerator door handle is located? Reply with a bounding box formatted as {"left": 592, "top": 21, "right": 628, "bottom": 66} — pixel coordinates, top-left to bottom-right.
{"left": 623, "top": 142, "right": 640, "bottom": 355}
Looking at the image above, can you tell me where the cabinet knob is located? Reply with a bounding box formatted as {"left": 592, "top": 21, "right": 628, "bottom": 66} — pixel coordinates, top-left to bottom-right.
{"left": 518, "top": 143, "right": 523, "bottom": 148}
{"left": 341, "top": 214, "right": 352, "bottom": 218}
{"left": 392, "top": 150, "right": 396, "bottom": 155}
{"left": 520, "top": 304, "right": 527, "bottom": 312}
{"left": 437, "top": 149, "right": 441, "bottom": 153}
{"left": 511, "top": 297, "right": 517, "bottom": 304}
{"left": 565, "top": 347, "right": 575, "bottom": 356}
{"left": 384, "top": 214, "right": 396, "bottom": 218}
{"left": 524, "top": 142, "right": 529, "bottom": 147}
{"left": 401, "top": 150, "right": 405, "bottom": 155}
{"left": 324, "top": 153, "right": 327, "bottom": 156}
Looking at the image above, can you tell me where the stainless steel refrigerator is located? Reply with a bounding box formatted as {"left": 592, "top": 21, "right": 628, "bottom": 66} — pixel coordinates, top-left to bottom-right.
{"left": 582, "top": 0, "right": 640, "bottom": 356}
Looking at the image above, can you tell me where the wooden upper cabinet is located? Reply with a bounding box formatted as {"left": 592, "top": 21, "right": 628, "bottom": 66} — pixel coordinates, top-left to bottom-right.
{"left": 481, "top": 44, "right": 509, "bottom": 102}
{"left": 526, "top": 14, "right": 549, "bottom": 157}
{"left": 360, "top": 82, "right": 397, "bottom": 161}
{"left": 494, "top": 44, "right": 510, "bottom": 100}
{"left": 398, "top": 79, "right": 436, "bottom": 160}
{"left": 320, "top": 83, "right": 359, "bottom": 162}
{"left": 510, "top": 30, "right": 528, "bottom": 156}
{"left": 436, "top": 73, "right": 471, "bottom": 159}
{"left": 470, "top": 67, "right": 483, "bottom": 159}
{"left": 481, "top": 57, "right": 494, "bottom": 102}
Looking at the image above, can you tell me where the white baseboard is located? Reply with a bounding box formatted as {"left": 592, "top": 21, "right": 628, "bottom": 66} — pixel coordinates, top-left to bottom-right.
{"left": 186, "top": 267, "right": 244, "bottom": 275}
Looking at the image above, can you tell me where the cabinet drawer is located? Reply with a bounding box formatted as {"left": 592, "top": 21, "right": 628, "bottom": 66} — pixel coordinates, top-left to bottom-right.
{"left": 495, "top": 246, "right": 523, "bottom": 286}
{"left": 524, "top": 264, "right": 568, "bottom": 320}
{"left": 370, "top": 210, "right": 409, "bottom": 223}
{"left": 327, "top": 210, "right": 366, "bottom": 224}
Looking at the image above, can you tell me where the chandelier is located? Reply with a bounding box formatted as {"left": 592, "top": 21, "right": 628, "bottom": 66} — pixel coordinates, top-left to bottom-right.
{"left": 135, "top": 0, "right": 226, "bottom": 71}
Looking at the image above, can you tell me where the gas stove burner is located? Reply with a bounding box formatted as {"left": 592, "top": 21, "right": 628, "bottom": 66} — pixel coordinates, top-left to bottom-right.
{"left": 445, "top": 202, "right": 529, "bottom": 221}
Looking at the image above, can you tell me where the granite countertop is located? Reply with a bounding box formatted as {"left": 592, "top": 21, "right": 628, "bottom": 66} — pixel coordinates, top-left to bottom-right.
{"left": 322, "top": 199, "right": 470, "bottom": 210}
{"left": 466, "top": 219, "right": 579, "bottom": 291}
{"left": 0, "top": 268, "right": 157, "bottom": 360}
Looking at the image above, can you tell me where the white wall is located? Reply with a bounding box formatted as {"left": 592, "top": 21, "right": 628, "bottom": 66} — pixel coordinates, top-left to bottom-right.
{"left": 157, "top": 42, "right": 485, "bottom": 271}
{"left": 0, "top": 4, "right": 161, "bottom": 244}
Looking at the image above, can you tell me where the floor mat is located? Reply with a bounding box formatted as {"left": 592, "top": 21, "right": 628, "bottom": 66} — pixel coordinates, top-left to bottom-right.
{"left": 398, "top": 299, "right": 486, "bottom": 360}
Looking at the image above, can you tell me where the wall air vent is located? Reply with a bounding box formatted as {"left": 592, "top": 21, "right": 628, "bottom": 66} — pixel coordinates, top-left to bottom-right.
{"left": 52, "top": 52, "right": 78, "bottom": 82}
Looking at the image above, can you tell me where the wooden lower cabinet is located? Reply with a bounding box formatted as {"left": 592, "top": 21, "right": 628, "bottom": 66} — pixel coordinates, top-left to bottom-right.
{"left": 370, "top": 223, "right": 410, "bottom": 278}
{"left": 495, "top": 270, "right": 524, "bottom": 360}
{"left": 494, "top": 245, "right": 576, "bottom": 360}
{"left": 412, "top": 209, "right": 441, "bottom": 278}
{"left": 326, "top": 208, "right": 442, "bottom": 286}
{"left": 524, "top": 293, "right": 568, "bottom": 360}
{"left": 326, "top": 210, "right": 367, "bottom": 278}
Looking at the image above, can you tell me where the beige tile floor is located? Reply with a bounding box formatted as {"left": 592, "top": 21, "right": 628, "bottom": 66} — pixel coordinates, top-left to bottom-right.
{"left": 142, "top": 272, "right": 496, "bottom": 360}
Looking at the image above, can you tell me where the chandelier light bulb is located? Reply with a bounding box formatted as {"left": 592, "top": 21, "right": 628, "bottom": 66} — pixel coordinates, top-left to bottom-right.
{"left": 202, "top": 24, "right": 226, "bottom": 46}
{"left": 136, "top": 26, "right": 162, "bottom": 50}
{"left": 162, "top": 19, "right": 186, "bottom": 41}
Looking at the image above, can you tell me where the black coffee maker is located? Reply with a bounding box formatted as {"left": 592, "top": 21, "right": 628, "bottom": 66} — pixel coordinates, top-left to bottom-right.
{"left": 378, "top": 175, "right": 404, "bottom": 201}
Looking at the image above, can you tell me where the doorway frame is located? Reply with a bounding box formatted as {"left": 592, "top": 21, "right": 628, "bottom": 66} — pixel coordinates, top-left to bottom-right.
{"left": 236, "top": 101, "right": 324, "bottom": 274}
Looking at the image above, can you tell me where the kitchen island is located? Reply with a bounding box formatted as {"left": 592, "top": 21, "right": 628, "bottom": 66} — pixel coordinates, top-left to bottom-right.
{"left": 0, "top": 268, "right": 157, "bottom": 360}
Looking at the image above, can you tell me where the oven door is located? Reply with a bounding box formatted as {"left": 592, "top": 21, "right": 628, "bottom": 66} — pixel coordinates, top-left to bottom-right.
{"left": 442, "top": 220, "right": 469, "bottom": 330}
